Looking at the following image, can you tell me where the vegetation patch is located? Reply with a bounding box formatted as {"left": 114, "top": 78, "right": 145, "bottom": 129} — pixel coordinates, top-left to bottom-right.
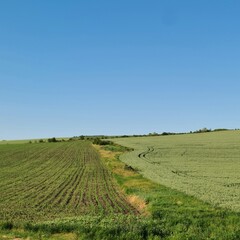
{"left": 95, "top": 141, "right": 240, "bottom": 240}
{"left": 1, "top": 137, "right": 240, "bottom": 239}
{"left": 0, "top": 141, "right": 137, "bottom": 224}
{"left": 113, "top": 130, "right": 240, "bottom": 212}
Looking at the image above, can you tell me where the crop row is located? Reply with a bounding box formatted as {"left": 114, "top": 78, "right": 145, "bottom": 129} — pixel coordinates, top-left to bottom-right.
{"left": 0, "top": 141, "right": 137, "bottom": 222}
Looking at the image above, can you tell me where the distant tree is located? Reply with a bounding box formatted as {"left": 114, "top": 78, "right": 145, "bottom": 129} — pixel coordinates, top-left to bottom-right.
{"left": 194, "top": 128, "right": 211, "bottom": 133}
{"left": 48, "top": 137, "right": 57, "bottom": 143}
{"left": 161, "top": 132, "right": 169, "bottom": 136}
{"left": 148, "top": 132, "right": 159, "bottom": 136}
{"left": 80, "top": 135, "right": 85, "bottom": 140}
{"left": 39, "top": 139, "right": 44, "bottom": 143}
{"left": 213, "top": 128, "right": 228, "bottom": 132}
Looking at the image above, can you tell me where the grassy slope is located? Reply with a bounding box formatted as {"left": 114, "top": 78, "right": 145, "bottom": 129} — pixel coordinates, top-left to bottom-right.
{"left": 97, "top": 144, "right": 240, "bottom": 240}
{"left": 112, "top": 130, "right": 240, "bottom": 212}
{"left": 1, "top": 138, "right": 240, "bottom": 239}
{"left": 0, "top": 139, "right": 31, "bottom": 144}
{"left": 0, "top": 138, "right": 69, "bottom": 145}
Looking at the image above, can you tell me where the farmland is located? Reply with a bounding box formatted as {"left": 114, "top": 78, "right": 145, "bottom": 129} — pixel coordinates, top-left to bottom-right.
{"left": 0, "top": 141, "right": 137, "bottom": 222}
{"left": 113, "top": 130, "right": 240, "bottom": 212}
{"left": 0, "top": 136, "right": 240, "bottom": 239}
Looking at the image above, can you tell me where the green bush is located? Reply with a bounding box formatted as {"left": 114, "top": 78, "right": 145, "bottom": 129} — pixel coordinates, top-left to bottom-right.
{"left": 1, "top": 221, "right": 14, "bottom": 230}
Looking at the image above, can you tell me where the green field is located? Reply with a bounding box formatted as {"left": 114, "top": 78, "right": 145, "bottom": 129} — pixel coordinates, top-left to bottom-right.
{"left": 0, "top": 141, "right": 136, "bottom": 222}
{"left": 113, "top": 130, "right": 240, "bottom": 212}
{"left": 0, "top": 140, "right": 32, "bottom": 145}
{"left": 0, "top": 135, "right": 240, "bottom": 239}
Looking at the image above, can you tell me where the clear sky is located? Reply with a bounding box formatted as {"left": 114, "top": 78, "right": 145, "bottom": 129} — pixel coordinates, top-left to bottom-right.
{"left": 1, "top": 0, "right": 240, "bottom": 140}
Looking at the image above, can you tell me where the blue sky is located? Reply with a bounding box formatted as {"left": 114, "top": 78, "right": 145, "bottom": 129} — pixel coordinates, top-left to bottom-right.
{"left": 0, "top": 0, "right": 240, "bottom": 139}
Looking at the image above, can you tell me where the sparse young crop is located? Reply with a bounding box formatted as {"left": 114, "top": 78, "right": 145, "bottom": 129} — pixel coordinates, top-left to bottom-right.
{"left": 0, "top": 141, "right": 137, "bottom": 223}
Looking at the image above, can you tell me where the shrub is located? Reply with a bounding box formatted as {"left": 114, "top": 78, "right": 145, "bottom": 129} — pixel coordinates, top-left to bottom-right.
{"left": 48, "top": 137, "right": 57, "bottom": 143}
{"left": 1, "top": 221, "right": 14, "bottom": 230}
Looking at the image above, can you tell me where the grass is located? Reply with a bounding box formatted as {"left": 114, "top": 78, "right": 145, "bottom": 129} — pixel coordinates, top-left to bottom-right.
{"left": 0, "top": 139, "right": 32, "bottom": 144}
{"left": 0, "top": 137, "right": 69, "bottom": 145}
{"left": 97, "top": 143, "right": 240, "bottom": 239}
{"left": 112, "top": 130, "right": 240, "bottom": 212}
{"left": 0, "top": 137, "right": 240, "bottom": 239}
